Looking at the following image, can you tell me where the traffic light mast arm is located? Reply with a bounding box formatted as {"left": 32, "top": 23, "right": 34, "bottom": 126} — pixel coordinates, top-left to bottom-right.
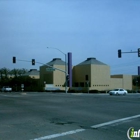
{"left": 122, "top": 51, "right": 137, "bottom": 53}
{"left": 13, "top": 58, "right": 67, "bottom": 74}
{"left": 118, "top": 49, "right": 140, "bottom": 58}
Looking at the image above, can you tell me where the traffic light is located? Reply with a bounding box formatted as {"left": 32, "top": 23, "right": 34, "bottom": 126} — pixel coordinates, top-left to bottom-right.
{"left": 32, "top": 59, "right": 35, "bottom": 65}
{"left": 13, "top": 57, "right": 16, "bottom": 63}
{"left": 138, "top": 48, "right": 140, "bottom": 57}
{"left": 118, "top": 49, "right": 121, "bottom": 58}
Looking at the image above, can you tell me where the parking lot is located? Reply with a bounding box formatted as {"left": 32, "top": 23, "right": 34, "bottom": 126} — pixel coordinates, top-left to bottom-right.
{"left": 0, "top": 92, "right": 140, "bottom": 140}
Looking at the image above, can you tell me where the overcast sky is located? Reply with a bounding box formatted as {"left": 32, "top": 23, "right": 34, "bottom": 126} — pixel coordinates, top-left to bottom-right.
{"left": 0, "top": 0, "right": 140, "bottom": 75}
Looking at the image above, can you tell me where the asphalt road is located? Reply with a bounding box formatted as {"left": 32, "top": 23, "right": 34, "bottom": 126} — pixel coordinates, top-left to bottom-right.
{"left": 0, "top": 92, "right": 140, "bottom": 140}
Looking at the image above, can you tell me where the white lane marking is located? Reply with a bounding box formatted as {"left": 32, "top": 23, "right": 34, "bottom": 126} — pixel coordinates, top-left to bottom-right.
{"left": 0, "top": 94, "right": 26, "bottom": 97}
{"left": 33, "top": 129, "right": 85, "bottom": 140}
{"left": 91, "top": 114, "right": 140, "bottom": 129}
{"left": 0, "top": 95, "right": 20, "bottom": 97}
{"left": 32, "top": 114, "right": 140, "bottom": 140}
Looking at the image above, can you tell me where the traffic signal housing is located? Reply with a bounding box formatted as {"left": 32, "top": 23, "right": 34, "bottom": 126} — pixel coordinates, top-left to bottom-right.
{"left": 32, "top": 59, "right": 35, "bottom": 65}
{"left": 118, "top": 49, "right": 121, "bottom": 58}
{"left": 138, "top": 48, "right": 140, "bottom": 57}
{"left": 13, "top": 57, "right": 16, "bottom": 63}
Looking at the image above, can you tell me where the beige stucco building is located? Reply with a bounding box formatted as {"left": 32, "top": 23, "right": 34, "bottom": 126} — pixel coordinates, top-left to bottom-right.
{"left": 73, "top": 58, "right": 110, "bottom": 91}
{"left": 40, "top": 58, "right": 66, "bottom": 90}
{"left": 73, "top": 58, "right": 132, "bottom": 91}
{"left": 40, "top": 57, "right": 132, "bottom": 92}
{"left": 110, "top": 75, "right": 132, "bottom": 90}
{"left": 22, "top": 69, "right": 40, "bottom": 79}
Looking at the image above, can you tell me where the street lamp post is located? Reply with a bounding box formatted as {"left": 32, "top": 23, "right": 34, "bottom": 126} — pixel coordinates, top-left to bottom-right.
{"left": 47, "top": 47, "right": 67, "bottom": 93}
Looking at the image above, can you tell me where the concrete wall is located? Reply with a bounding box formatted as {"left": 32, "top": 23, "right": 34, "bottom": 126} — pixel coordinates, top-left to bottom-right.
{"left": 28, "top": 75, "right": 40, "bottom": 79}
{"left": 53, "top": 65, "right": 65, "bottom": 89}
{"left": 40, "top": 65, "right": 53, "bottom": 87}
{"left": 90, "top": 65, "right": 110, "bottom": 90}
{"left": 73, "top": 64, "right": 110, "bottom": 90}
{"left": 73, "top": 65, "right": 132, "bottom": 91}
{"left": 40, "top": 65, "right": 65, "bottom": 90}
{"left": 110, "top": 78, "right": 123, "bottom": 89}
{"left": 73, "top": 65, "right": 91, "bottom": 87}
{"left": 123, "top": 75, "right": 132, "bottom": 90}
{"left": 40, "top": 59, "right": 133, "bottom": 92}
{"left": 110, "top": 75, "right": 132, "bottom": 90}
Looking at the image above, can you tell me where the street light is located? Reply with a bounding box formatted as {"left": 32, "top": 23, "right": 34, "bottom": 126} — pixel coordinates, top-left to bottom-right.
{"left": 47, "top": 47, "right": 67, "bottom": 93}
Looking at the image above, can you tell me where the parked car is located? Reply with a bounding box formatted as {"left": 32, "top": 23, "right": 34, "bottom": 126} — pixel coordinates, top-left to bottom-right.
{"left": 1, "top": 86, "right": 12, "bottom": 92}
{"left": 109, "top": 88, "right": 128, "bottom": 95}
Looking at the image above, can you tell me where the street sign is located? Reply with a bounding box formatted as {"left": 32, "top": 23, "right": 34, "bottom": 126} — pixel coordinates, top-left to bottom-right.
{"left": 21, "top": 84, "right": 24, "bottom": 88}
{"left": 46, "top": 68, "right": 55, "bottom": 72}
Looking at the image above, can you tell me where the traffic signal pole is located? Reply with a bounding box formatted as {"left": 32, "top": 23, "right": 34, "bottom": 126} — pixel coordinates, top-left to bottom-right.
{"left": 118, "top": 49, "right": 140, "bottom": 58}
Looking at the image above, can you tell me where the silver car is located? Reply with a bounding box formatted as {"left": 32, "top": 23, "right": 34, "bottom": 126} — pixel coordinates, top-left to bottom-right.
{"left": 109, "top": 88, "right": 128, "bottom": 95}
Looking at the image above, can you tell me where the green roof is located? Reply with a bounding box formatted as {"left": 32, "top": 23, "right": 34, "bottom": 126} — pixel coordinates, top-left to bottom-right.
{"left": 47, "top": 58, "right": 65, "bottom": 66}
{"left": 77, "top": 58, "right": 107, "bottom": 66}
{"left": 23, "top": 69, "right": 39, "bottom": 76}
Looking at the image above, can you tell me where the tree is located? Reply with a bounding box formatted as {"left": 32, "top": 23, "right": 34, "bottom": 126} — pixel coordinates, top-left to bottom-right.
{"left": 17, "top": 68, "right": 28, "bottom": 76}
{"left": 10, "top": 68, "right": 20, "bottom": 77}
{"left": 0, "top": 67, "right": 39, "bottom": 91}
{"left": 10, "top": 68, "right": 28, "bottom": 77}
{"left": 0, "top": 68, "right": 10, "bottom": 86}
{"left": 0, "top": 67, "right": 10, "bottom": 79}
{"left": 0, "top": 68, "right": 3, "bottom": 80}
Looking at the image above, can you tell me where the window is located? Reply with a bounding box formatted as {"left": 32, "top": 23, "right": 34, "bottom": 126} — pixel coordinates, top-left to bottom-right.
{"left": 75, "top": 83, "right": 79, "bottom": 87}
{"left": 80, "top": 82, "right": 84, "bottom": 87}
{"left": 85, "top": 75, "right": 88, "bottom": 81}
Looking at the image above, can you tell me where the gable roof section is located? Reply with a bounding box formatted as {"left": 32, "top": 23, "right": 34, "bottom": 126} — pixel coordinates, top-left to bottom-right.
{"left": 77, "top": 57, "right": 107, "bottom": 66}
{"left": 23, "top": 69, "right": 39, "bottom": 76}
{"left": 47, "top": 58, "right": 65, "bottom": 66}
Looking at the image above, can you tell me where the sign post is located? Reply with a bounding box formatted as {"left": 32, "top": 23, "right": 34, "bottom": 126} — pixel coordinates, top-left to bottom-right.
{"left": 21, "top": 84, "right": 24, "bottom": 92}
{"left": 86, "top": 81, "right": 89, "bottom": 94}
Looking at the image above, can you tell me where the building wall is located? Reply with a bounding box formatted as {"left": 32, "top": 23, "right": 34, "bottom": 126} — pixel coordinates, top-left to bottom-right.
{"left": 40, "top": 65, "right": 47, "bottom": 87}
{"left": 40, "top": 64, "right": 65, "bottom": 90}
{"left": 110, "top": 75, "right": 132, "bottom": 90}
{"left": 40, "top": 58, "right": 133, "bottom": 92}
{"left": 28, "top": 75, "right": 40, "bottom": 79}
{"left": 73, "top": 65, "right": 91, "bottom": 87}
{"left": 22, "top": 69, "right": 40, "bottom": 79}
{"left": 53, "top": 65, "right": 65, "bottom": 89}
{"left": 40, "top": 65, "right": 53, "bottom": 87}
{"left": 73, "top": 65, "right": 132, "bottom": 91}
{"left": 110, "top": 78, "right": 123, "bottom": 89}
{"left": 132, "top": 75, "right": 139, "bottom": 91}
{"left": 73, "top": 64, "right": 110, "bottom": 90}
{"left": 123, "top": 75, "right": 132, "bottom": 90}
{"left": 91, "top": 65, "right": 110, "bottom": 90}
